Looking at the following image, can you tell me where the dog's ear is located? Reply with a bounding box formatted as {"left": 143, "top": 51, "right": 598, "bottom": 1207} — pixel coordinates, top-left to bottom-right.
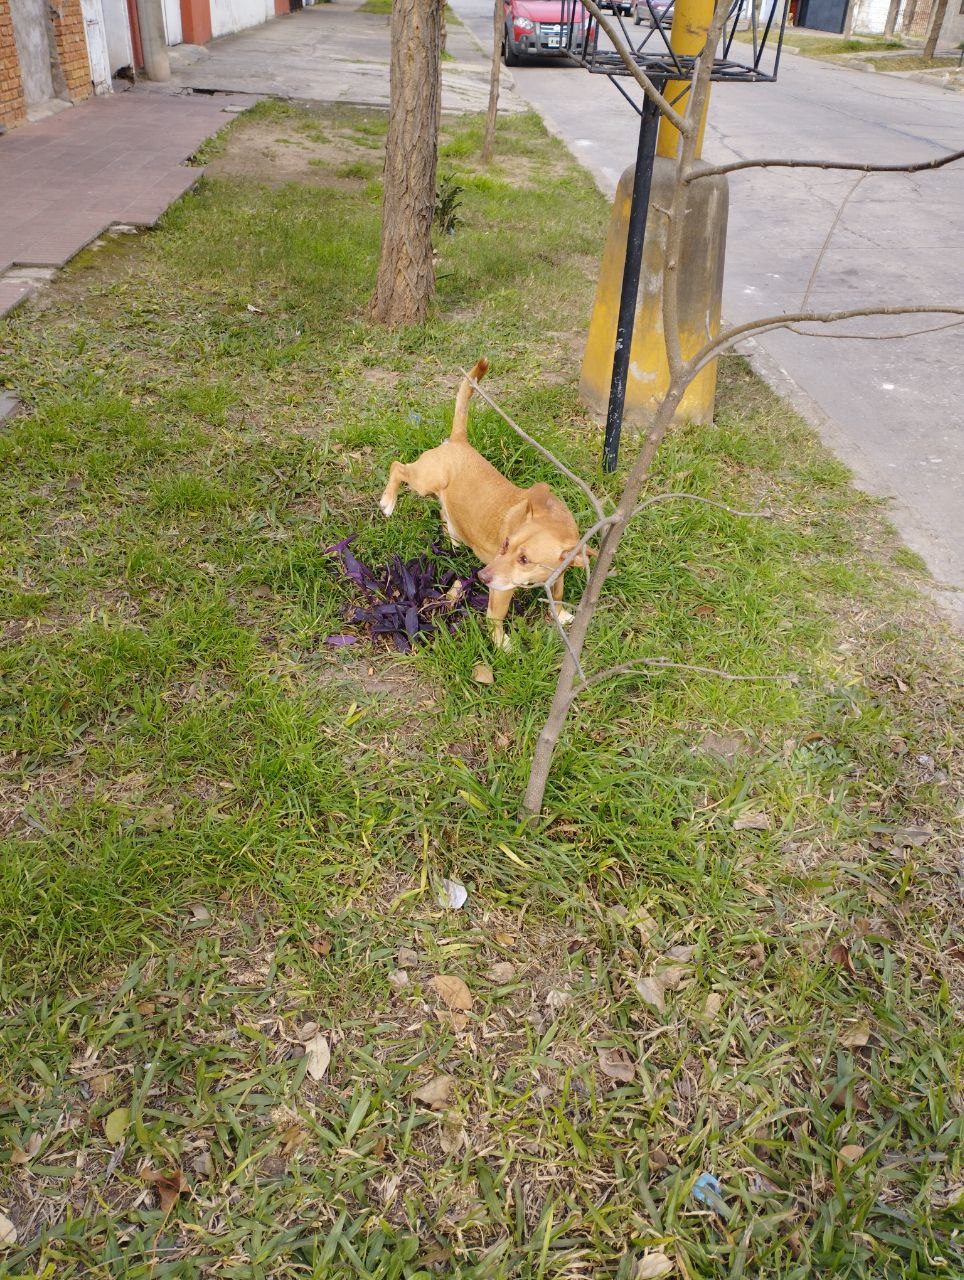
{"left": 525, "top": 482, "right": 552, "bottom": 517}
{"left": 560, "top": 544, "right": 591, "bottom": 569}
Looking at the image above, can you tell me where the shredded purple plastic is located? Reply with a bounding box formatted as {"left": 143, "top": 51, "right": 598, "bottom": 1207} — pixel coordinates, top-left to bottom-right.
{"left": 324, "top": 535, "right": 488, "bottom": 653}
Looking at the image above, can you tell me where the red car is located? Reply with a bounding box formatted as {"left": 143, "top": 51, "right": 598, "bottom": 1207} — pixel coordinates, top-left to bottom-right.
{"left": 502, "top": 0, "right": 593, "bottom": 64}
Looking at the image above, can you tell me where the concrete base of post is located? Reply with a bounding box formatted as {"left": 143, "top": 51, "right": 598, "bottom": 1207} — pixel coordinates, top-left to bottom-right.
{"left": 135, "top": 0, "right": 172, "bottom": 82}
{"left": 580, "top": 157, "right": 729, "bottom": 430}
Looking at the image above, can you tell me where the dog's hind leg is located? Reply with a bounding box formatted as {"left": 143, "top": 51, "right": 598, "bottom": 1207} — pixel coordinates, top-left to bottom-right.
{"left": 379, "top": 451, "right": 446, "bottom": 518}
{"left": 379, "top": 461, "right": 410, "bottom": 517}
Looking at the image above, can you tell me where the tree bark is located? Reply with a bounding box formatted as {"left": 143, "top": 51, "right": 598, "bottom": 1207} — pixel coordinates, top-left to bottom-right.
{"left": 370, "top": 0, "right": 443, "bottom": 326}
{"left": 922, "top": 0, "right": 948, "bottom": 57}
{"left": 482, "top": 0, "right": 503, "bottom": 164}
{"left": 883, "top": 0, "right": 902, "bottom": 35}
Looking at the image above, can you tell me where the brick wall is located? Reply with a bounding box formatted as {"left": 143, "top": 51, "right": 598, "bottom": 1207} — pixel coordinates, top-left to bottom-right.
{"left": 51, "top": 0, "right": 93, "bottom": 101}
{"left": 0, "top": 0, "right": 27, "bottom": 128}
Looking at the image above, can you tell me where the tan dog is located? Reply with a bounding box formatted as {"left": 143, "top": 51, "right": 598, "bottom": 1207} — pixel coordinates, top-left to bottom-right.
{"left": 379, "top": 358, "right": 589, "bottom": 649}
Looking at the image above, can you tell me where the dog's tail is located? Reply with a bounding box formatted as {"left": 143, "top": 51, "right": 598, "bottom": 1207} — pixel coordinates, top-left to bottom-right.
{"left": 450, "top": 358, "right": 489, "bottom": 443}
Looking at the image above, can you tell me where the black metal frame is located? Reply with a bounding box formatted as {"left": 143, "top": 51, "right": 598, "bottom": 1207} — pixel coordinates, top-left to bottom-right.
{"left": 557, "top": 0, "right": 790, "bottom": 469}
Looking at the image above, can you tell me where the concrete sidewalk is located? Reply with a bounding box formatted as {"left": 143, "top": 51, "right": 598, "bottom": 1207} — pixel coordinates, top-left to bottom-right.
{"left": 0, "top": 89, "right": 249, "bottom": 317}
{"left": 168, "top": 0, "right": 525, "bottom": 116}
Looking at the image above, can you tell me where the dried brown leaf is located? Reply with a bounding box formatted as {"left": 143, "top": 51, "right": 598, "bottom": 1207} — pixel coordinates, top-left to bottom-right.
{"left": 397, "top": 946, "right": 418, "bottom": 967}
{"left": 656, "top": 964, "right": 689, "bottom": 991}
{"left": 839, "top": 1020, "right": 871, "bottom": 1048}
{"left": 837, "top": 1143, "right": 865, "bottom": 1167}
{"left": 388, "top": 968, "right": 410, "bottom": 990}
{"left": 439, "top": 1112, "right": 466, "bottom": 1155}
{"left": 188, "top": 903, "right": 212, "bottom": 923}
{"left": 493, "top": 931, "right": 515, "bottom": 947}
{"left": 485, "top": 961, "right": 516, "bottom": 983}
{"left": 412, "top": 1074, "right": 453, "bottom": 1109}
{"left": 472, "top": 663, "right": 494, "bottom": 685}
{"left": 0, "top": 1214, "right": 17, "bottom": 1248}
{"left": 632, "top": 1254, "right": 675, "bottom": 1279}
{"left": 665, "top": 944, "right": 696, "bottom": 962}
{"left": 143, "top": 1167, "right": 188, "bottom": 1216}
{"left": 733, "top": 811, "right": 771, "bottom": 832}
{"left": 597, "top": 1045, "right": 636, "bottom": 1083}
{"left": 702, "top": 991, "right": 724, "bottom": 1020}
{"left": 303, "top": 1031, "right": 331, "bottom": 1082}
{"left": 10, "top": 1133, "right": 41, "bottom": 1165}
{"left": 829, "top": 942, "right": 856, "bottom": 975}
{"left": 545, "top": 988, "right": 572, "bottom": 1013}
{"left": 635, "top": 975, "right": 666, "bottom": 1013}
{"left": 431, "top": 974, "right": 473, "bottom": 1011}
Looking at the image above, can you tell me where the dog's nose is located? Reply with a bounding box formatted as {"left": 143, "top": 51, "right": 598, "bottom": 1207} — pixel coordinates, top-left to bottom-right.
{"left": 479, "top": 564, "right": 493, "bottom": 585}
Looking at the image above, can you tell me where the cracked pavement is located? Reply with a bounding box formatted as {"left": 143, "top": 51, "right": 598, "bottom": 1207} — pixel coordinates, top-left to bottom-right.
{"left": 451, "top": 0, "right": 964, "bottom": 621}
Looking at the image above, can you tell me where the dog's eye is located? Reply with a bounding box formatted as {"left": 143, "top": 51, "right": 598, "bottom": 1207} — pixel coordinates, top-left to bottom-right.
{"left": 518, "top": 553, "right": 528, "bottom": 565}
{"left": 500, "top": 539, "right": 509, "bottom": 554}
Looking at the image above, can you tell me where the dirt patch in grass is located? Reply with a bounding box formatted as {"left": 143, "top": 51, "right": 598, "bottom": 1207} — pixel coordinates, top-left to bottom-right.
{"left": 203, "top": 117, "right": 380, "bottom": 189}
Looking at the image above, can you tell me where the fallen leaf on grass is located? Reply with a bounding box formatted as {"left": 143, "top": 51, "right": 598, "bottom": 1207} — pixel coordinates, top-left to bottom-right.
{"left": 431, "top": 974, "right": 473, "bottom": 1011}
{"left": 891, "top": 827, "right": 933, "bottom": 847}
{"left": 440, "top": 878, "right": 468, "bottom": 910}
{"left": 829, "top": 942, "right": 856, "bottom": 975}
{"left": 303, "top": 1032, "right": 331, "bottom": 1082}
{"left": 143, "top": 1167, "right": 188, "bottom": 1216}
{"left": 747, "top": 941, "right": 766, "bottom": 969}
{"left": 388, "top": 969, "right": 410, "bottom": 990}
{"left": 412, "top": 1074, "right": 453, "bottom": 1109}
{"left": 10, "top": 1133, "right": 41, "bottom": 1165}
{"left": 635, "top": 976, "right": 666, "bottom": 1014}
{"left": 733, "top": 811, "right": 771, "bottom": 832}
{"left": 702, "top": 992, "right": 723, "bottom": 1021}
{"left": 472, "top": 663, "right": 494, "bottom": 685}
{"left": 837, "top": 1143, "right": 864, "bottom": 1167}
{"left": 656, "top": 964, "right": 690, "bottom": 991}
{"left": 0, "top": 1214, "right": 17, "bottom": 1247}
{"left": 632, "top": 1253, "right": 675, "bottom": 1279}
{"left": 398, "top": 946, "right": 419, "bottom": 967}
{"left": 493, "top": 931, "right": 515, "bottom": 947}
{"left": 187, "top": 903, "right": 211, "bottom": 923}
{"left": 666, "top": 944, "right": 696, "bottom": 962}
{"left": 439, "top": 1112, "right": 467, "bottom": 1155}
{"left": 700, "top": 730, "right": 745, "bottom": 762}
{"left": 104, "top": 1107, "right": 130, "bottom": 1144}
{"left": 545, "top": 988, "right": 572, "bottom": 1013}
{"left": 279, "top": 1124, "right": 307, "bottom": 1157}
{"left": 839, "top": 1020, "right": 871, "bottom": 1048}
{"left": 485, "top": 962, "right": 515, "bottom": 983}
{"left": 597, "top": 1046, "right": 636, "bottom": 1083}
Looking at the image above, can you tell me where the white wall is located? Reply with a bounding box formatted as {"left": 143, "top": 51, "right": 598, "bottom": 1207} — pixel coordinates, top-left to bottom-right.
{"left": 209, "top": 0, "right": 273, "bottom": 39}
{"left": 851, "top": 0, "right": 895, "bottom": 31}
{"left": 99, "top": 0, "right": 133, "bottom": 73}
{"left": 162, "top": 0, "right": 183, "bottom": 44}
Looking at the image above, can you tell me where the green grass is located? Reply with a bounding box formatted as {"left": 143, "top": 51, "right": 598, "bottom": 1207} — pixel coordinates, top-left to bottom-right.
{"left": 737, "top": 27, "right": 905, "bottom": 57}
{"left": 0, "top": 103, "right": 962, "bottom": 1280}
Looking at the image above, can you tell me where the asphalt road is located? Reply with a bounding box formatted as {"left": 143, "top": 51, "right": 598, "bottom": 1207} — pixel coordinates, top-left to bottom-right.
{"left": 452, "top": 0, "right": 964, "bottom": 620}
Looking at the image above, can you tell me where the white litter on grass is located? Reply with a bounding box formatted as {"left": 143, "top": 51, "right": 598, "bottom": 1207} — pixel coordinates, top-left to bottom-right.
{"left": 440, "top": 878, "right": 468, "bottom": 910}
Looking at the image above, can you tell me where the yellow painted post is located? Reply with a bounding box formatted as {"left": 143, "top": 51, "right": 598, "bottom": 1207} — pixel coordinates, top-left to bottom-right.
{"left": 578, "top": 0, "right": 730, "bottom": 436}
{"left": 657, "top": 0, "right": 717, "bottom": 160}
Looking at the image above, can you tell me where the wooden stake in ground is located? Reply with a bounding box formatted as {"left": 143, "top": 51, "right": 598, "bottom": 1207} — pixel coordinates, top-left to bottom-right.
{"left": 370, "top": 0, "right": 444, "bottom": 325}
{"left": 482, "top": 0, "right": 503, "bottom": 164}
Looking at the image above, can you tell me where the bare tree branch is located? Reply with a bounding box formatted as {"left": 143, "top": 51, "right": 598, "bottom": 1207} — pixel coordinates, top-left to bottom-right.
{"left": 689, "top": 305, "right": 964, "bottom": 378}
{"left": 686, "top": 147, "right": 964, "bottom": 183}
{"left": 632, "top": 492, "right": 772, "bottom": 520}
{"left": 786, "top": 319, "right": 964, "bottom": 341}
{"left": 571, "top": 657, "right": 798, "bottom": 698}
{"left": 800, "top": 174, "right": 866, "bottom": 312}
{"left": 577, "top": 0, "right": 689, "bottom": 134}
{"left": 465, "top": 372, "right": 606, "bottom": 520}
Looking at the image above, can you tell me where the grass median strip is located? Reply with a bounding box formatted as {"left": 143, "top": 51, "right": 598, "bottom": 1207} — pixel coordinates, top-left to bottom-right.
{"left": 1, "top": 100, "right": 961, "bottom": 1279}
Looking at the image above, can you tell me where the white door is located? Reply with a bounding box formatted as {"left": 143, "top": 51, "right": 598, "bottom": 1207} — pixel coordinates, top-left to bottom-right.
{"left": 162, "top": 0, "right": 183, "bottom": 45}
{"left": 80, "top": 0, "right": 113, "bottom": 93}
{"left": 9, "top": 0, "right": 57, "bottom": 108}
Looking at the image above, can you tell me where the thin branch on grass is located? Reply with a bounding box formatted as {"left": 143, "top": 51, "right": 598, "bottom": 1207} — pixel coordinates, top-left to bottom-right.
{"left": 685, "top": 147, "right": 964, "bottom": 182}
{"left": 786, "top": 318, "right": 964, "bottom": 341}
{"left": 632, "top": 492, "right": 772, "bottom": 519}
{"left": 571, "top": 658, "right": 798, "bottom": 698}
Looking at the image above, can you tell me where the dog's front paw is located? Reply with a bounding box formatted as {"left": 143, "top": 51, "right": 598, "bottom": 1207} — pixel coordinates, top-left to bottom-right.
{"left": 555, "top": 608, "right": 575, "bottom": 627}
{"left": 379, "top": 491, "right": 396, "bottom": 518}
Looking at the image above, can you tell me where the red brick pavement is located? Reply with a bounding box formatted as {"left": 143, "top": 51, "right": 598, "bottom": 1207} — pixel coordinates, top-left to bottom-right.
{"left": 0, "top": 88, "right": 251, "bottom": 314}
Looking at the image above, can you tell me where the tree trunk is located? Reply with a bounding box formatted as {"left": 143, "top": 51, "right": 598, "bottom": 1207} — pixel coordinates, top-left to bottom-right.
{"left": 883, "top": 0, "right": 902, "bottom": 35}
{"left": 922, "top": 0, "right": 948, "bottom": 57}
{"left": 482, "top": 0, "right": 503, "bottom": 164}
{"left": 370, "top": 0, "right": 443, "bottom": 326}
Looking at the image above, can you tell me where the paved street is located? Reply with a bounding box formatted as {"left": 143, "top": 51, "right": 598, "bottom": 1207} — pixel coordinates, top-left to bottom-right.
{"left": 452, "top": 0, "right": 964, "bottom": 619}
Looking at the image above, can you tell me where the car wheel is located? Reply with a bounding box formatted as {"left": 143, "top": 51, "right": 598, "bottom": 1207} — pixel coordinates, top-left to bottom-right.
{"left": 503, "top": 27, "right": 521, "bottom": 64}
